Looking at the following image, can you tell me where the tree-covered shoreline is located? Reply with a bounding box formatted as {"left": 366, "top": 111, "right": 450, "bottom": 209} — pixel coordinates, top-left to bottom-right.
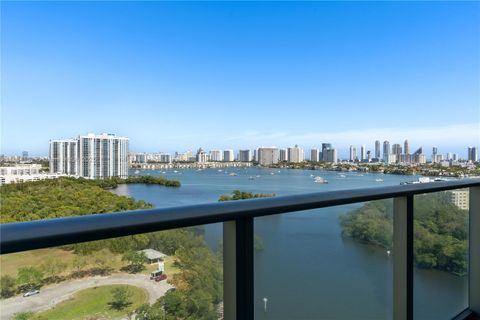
{"left": 340, "top": 193, "right": 468, "bottom": 276}
{"left": 0, "top": 176, "right": 180, "bottom": 223}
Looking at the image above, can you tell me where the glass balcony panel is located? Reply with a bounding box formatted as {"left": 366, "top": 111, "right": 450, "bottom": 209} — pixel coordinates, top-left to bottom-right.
{"left": 0, "top": 225, "right": 223, "bottom": 320}
{"left": 413, "top": 189, "right": 469, "bottom": 319}
{"left": 254, "top": 201, "right": 394, "bottom": 319}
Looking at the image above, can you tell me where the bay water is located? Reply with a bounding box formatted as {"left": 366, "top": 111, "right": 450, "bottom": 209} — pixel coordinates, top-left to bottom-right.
{"left": 113, "top": 168, "right": 467, "bottom": 319}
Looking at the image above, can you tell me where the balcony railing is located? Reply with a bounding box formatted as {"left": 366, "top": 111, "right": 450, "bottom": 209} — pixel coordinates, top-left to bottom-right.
{"left": 1, "top": 178, "right": 479, "bottom": 320}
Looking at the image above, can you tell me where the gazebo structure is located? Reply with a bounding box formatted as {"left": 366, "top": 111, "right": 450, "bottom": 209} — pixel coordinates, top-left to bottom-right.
{"left": 139, "top": 249, "right": 166, "bottom": 264}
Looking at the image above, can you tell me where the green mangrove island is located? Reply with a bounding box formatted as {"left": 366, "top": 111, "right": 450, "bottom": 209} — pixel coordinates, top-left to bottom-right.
{"left": 340, "top": 192, "right": 468, "bottom": 275}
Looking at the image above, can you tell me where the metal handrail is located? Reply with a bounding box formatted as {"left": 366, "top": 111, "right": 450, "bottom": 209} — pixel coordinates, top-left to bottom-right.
{"left": 1, "top": 178, "right": 479, "bottom": 254}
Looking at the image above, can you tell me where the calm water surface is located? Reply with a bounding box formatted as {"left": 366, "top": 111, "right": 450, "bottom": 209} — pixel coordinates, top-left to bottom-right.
{"left": 113, "top": 168, "right": 467, "bottom": 319}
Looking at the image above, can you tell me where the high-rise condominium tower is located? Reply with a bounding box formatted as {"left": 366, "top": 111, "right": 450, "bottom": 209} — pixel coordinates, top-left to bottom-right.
{"left": 468, "top": 146, "right": 478, "bottom": 162}
{"left": 238, "top": 150, "right": 251, "bottom": 162}
{"left": 223, "top": 149, "right": 234, "bottom": 162}
{"left": 360, "top": 145, "right": 366, "bottom": 161}
{"left": 383, "top": 141, "right": 390, "bottom": 163}
{"left": 349, "top": 145, "right": 357, "bottom": 162}
{"left": 50, "top": 133, "right": 129, "bottom": 179}
{"left": 78, "top": 133, "right": 129, "bottom": 179}
{"left": 209, "top": 150, "right": 223, "bottom": 161}
{"left": 404, "top": 140, "right": 410, "bottom": 155}
{"left": 258, "top": 147, "right": 280, "bottom": 166}
{"left": 310, "top": 148, "right": 320, "bottom": 162}
{"left": 375, "top": 140, "right": 381, "bottom": 159}
{"left": 49, "top": 139, "right": 79, "bottom": 175}
{"left": 288, "top": 145, "right": 304, "bottom": 163}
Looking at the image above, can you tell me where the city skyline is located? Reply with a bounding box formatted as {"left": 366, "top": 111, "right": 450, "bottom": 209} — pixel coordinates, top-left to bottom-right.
{"left": 1, "top": 131, "right": 477, "bottom": 161}
{"left": 2, "top": 2, "right": 479, "bottom": 155}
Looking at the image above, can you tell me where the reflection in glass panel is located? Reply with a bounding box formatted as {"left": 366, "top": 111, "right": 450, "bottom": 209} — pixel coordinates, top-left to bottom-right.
{"left": 414, "top": 189, "right": 469, "bottom": 319}
{"left": 0, "top": 226, "right": 223, "bottom": 320}
{"left": 254, "top": 201, "right": 393, "bottom": 320}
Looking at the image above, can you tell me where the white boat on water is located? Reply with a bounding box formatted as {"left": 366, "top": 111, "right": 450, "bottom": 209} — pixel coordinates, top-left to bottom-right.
{"left": 173, "top": 170, "right": 178, "bottom": 173}
{"left": 401, "top": 177, "right": 436, "bottom": 185}
{"left": 339, "top": 174, "right": 346, "bottom": 178}
{"left": 314, "top": 176, "right": 328, "bottom": 184}
{"left": 134, "top": 170, "right": 140, "bottom": 174}
{"left": 229, "top": 173, "right": 238, "bottom": 176}
{"left": 375, "top": 178, "right": 384, "bottom": 182}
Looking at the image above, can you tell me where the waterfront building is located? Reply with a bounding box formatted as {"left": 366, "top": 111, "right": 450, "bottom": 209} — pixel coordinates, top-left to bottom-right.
{"left": 258, "top": 147, "right": 280, "bottom": 166}
{"left": 433, "top": 154, "right": 444, "bottom": 164}
{"left": 288, "top": 145, "right": 304, "bottom": 163}
{"left": 185, "top": 150, "right": 194, "bottom": 161}
{"left": 323, "top": 148, "right": 337, "bottom": 163}
{"left": 174, "top": 151, "right": 191, "bottom": 162}
{"left": 375, "top": 140, "right": 381, "bottom": 159}
{"left": 383, "top": 141, "right": 390, "bottom": 163}
{"left": 279, "top": 149, "right": 288, "bottom": 162}
{"left": 468, "top": 146, "right": 478, "bottom": 162}
{"left": 402, "top": 140, "right": 411, "bottom": 163}
{"left": 128, "top": 152, "right": 136, "bottom": 164}
{"left": 196, "top": 148, "right": 209, "bottom": 163}
{"left": 383, "top": 153, "right": 395, "bottom": 164}
{"left": 322, "top": 143, "right": 332, "bottom": 158}
{"left": 447, "top": 189, "right": 469, "bottom": 210}
{"left": 432, "top": 146, "right": 439, "bottom": 163}
{"left": 412, "top": 147, "right": 426, "bottom": 164}
{"left": 238, "top": 150, "right": 251, "bottom": 162}
{"left": 159, "top": 153, "right": 172, "bottom": 164}
{"left": 49, "top": 138, "right": 79, "bottom": 175}
{"left": 392, "top": 144, "right": 402, "bottom": 163}
{"left": 360, "top": 146, "right": 366, "bottom": 162}
{"left": 310, "top": 148, "right": 320, "bottom": 162}
{"left": 49, "top": 133, "right": 127, "bottom": 179}
{"left": 349, "top": 145, "right": 357, "bottom": 162}
{"left": 210, "top": 150, "right": 223, "bottom": 162}
{"left": 135, "top": 153, "right": 147, "bottom": 163}
{"left": 223, "top": 149, "right": 234, "bottom": 162}
{"left": 440, "top": 160, "right": 451, "bottom": 167}
{"left": 404, "top": 140, "right": 410, "bottom": 155}
{"left": 78, "top": 133, "right": 129, "bottom": 179}
{"left": 1, "top": 164, "right": 66, "bottom": 185}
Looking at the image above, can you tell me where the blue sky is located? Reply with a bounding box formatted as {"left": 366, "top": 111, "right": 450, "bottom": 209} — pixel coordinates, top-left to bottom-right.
{"left": 1, "top": 1, "right": 479, "bottom": 157}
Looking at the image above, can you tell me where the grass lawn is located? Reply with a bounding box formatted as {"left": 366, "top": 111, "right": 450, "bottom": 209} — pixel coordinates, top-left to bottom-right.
{"left": 142, "top": 255, "right": 181, "bottom": 277}
{"left": 0, "top": 248, "right": 125, "bottom": 278}
{"left": 0, "top": 248, "right": 77, "bottom": 277}
{"left": 33, "top": 284, "right": 148, "bottom": 320}
{"left": 164, "top": 255, "right": 181, "bottom": 275}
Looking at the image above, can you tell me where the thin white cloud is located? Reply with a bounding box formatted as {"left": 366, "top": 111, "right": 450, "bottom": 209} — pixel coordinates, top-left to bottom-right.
{"left": 220, "top": 123, "right": 480, "bottom": 149}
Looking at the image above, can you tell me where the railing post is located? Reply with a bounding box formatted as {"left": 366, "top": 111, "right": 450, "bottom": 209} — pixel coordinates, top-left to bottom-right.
{"left": 223, "top": 218, "right": 254, "bottom": 320}
{"left": 393, "top": 195, "right": 413, "bottom": 320}
{"left": 470, "top": 187, "right": 480, "bottom": 314}
{"left": 224, "top": 221, "right": 237, "bottom": 320}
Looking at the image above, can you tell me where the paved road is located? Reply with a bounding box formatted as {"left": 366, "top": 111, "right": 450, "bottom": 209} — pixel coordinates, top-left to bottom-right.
{"left": 0, "top": 274, "right": 172, "bottom": 320}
